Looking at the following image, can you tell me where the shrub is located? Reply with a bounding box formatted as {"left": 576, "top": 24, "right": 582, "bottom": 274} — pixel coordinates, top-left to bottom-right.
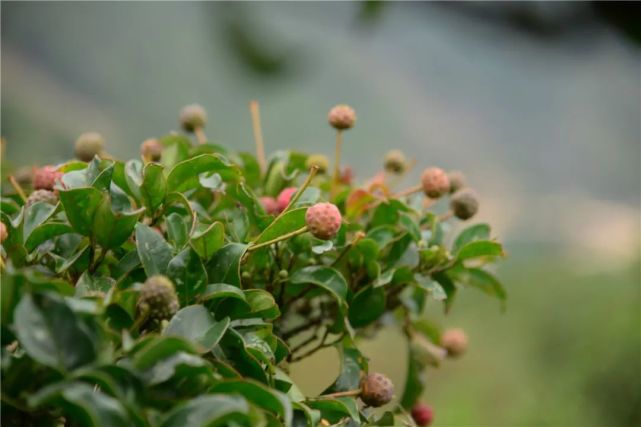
{"left": 0, "top": 102, "right": 506, "bottom": 426}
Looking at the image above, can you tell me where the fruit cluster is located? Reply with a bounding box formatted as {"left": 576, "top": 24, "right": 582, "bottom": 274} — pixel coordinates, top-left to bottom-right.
{"left": 1, "top": 102, "right": 505, "bottom": 426}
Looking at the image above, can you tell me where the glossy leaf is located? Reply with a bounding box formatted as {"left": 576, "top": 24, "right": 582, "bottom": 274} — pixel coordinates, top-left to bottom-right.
{"left": 166, "top": 154, "right": 242, "bottom": 193}
{"left": 164, "top": 305, "right": 230, "bottom": 353}
{"left": 135, "top": 223, "right": 172, "bottom": 276}
{"left": 59, "top": 188, "right": 103, "bottom": 236}
{"left": 190, "top": 221, "right": 225, "bottom": 261}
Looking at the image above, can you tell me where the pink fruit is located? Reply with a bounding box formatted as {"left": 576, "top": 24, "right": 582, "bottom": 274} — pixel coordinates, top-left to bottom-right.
{"left": 260, "top": 196, "right": 279, "bottom": 215}
{"left": 441, "top": 328, "right": 468, "bottom": 357}
{"left": 411, "top": 403, "right": 434, "bottom": 426}
{"left": 420, "top": 167, "right": 449, "bottom": 198}
{"left": 33, "top": 166, "right": 63, "bottom": 191}
{"left": 359, "top": 372, "right": 394, "bottom": 407}
{"left": 328, "top": 104, "right": 356, "bottom": 130}
{"left": 276, "top": 187, "right": 297, "bottom": 212}
{"left": 305, "top": 202, "right": 341, "bottom": 240}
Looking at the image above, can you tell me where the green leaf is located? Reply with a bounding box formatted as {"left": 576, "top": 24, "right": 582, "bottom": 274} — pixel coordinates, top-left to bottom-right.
{"left": 452, "top": 223, "right": 491, "bottom": 254}
{"left": 415, "top": 274, "right": 447, "bottom": 301}
{"left": 59, "top": 187, "right": 103, "bottom": 236}
{"left": 457, "top": 240, "right": 504, "bottom": 260}
{"left": 210, "top": 379, "right": 293, "bottom": 425}
{"left": 166, "top": 212, "right": 189, "bottom": 249}
{"left": 208, "top": 243, "right": 248, "bottom": 287}
{"left": 124, "top": 160, "right": 144, "bottom": 201}
{"left": 160, "top": 134, "right": 191, "bottom": 169}
{"left": 166, "top": 154, "right": 242, "bottom": 193}
{"left": 25, "top": 222, "right": 73, "bottom": 252}
{"left": 29, "top": 382, "right": 132, "bottom": 427}
{"left": 452, "top": 267, "right": 507, "bottom": 303}
{"left": 93, "top": 196, "right": 145, "bottom": 249}
{"left": 159, "top": 394, "right": 251, "bottom": 427}
{"left": 167, "top": 247, "right": 208, "bottom": 305}
{"left": 14, "top": 293, "right": 98, "bottom": 371}
{"left": 164, "top": 305, "right": 229, "bottom": 353}
{"left": 324, "top": 337, "right": 367, "bottom": 393}
{"left": 23, "top": 201, "right": 58, "bottom": 242}
{"left": 348, "top": 285, "right": 386, "bottom": 328}
{"left": 289, "top": 266, "right": 348, "bottom": 308}
{"left": 190, "top": 221, "right": 225, "bottom": 261}
{"left": 140, "top": 162, "right": 166, "bottom": 211}
{"left": 132, "top": 336, "right": 198, "bottom": 371}
{"left": 306, "top": 397, "right": 359, "bottom": 423}
{"left": 252, "top": 207, "right": 307, "bottom": 244}
{"left": 135, "top": 223, "right": 173, "bottom": 276}
{"left": 201, "top": 283, "right": 248, "bottom": 304}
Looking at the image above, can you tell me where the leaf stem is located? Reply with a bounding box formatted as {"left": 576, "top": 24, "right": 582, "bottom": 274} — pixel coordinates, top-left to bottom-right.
{"left": 438, "top": 210, "right": 454, "bottom": 221}
{"left": 8, "top": 176, "right": 27, "bottom": 203}
{"left": 247, "top": 226, "right": 308, "bottom": 252}
{"left": 249, "top": 100, "right": 267, "bottom": 176}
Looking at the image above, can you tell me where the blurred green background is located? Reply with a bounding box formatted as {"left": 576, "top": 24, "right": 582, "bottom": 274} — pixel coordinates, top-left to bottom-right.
{"left": 2, "top": 2, "right": 639, "bottom": 426}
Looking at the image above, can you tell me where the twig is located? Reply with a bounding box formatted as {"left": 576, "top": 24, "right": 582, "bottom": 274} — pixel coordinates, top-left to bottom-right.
{"left": 393, "top": 184, "right": 422, "bottom": 199}
{"left": 246, "top": 226, "right": 308, "bottom": 252}
{"left": 194, "top": 126, "right": 208, "bottom": 145}
{"left": 249, "top": 100, "right": 267, "bottom": 175}
{"left": 331, "top": 130, "right": 343, "bottom": 200}
{"left": 317, "top": 388, "right": 361, "bottom": 399}
{"left": 8, "top": 176, "right": 27, "bottom": 203}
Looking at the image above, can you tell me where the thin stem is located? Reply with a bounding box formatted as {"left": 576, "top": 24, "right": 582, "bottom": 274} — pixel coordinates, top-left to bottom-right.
{"left": 438, "top": 210, "right": 454, "bottom": 221}
{"left": 393, "top": 184, "right": 422, "bottom": 199}
{"left": 249, "top": 100, "right": 267, "bottom": 176}
{"left": 281, "top": 315, "right": 323, "bottom": 340}
{"left": 291, "top": 331, "right": 345, "bottom": 362}
{"left": 332, "top": 231, "right": 365, "bottom": 267}
{"left": 331, "top": 130, "right": 343, "bottom": 199}
{"left": 289, "top": 330, "right": 321, "bottom": 355}
{"left": 8, "top": 176, "right": 27, "bottom": 203}
{"left": 130, "top": 307, "right": 149, "bottom": 333}
{"left": 257, "top": 166, "right": 318, "bottom": 241}
{"left": 194, "top": 126, "right": 208, "bottom": 145}
{"left": 247, "top": 226, "right": 308, "bottom": 252}
{"left": 317, "top": 388, "right": 361, "bottom": 399}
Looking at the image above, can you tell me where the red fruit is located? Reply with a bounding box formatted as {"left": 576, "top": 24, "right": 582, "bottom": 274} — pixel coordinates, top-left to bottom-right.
{"left": 411, "top": 403, "right": 434, "bottom": 426}
{"left": 33, "top": 166, "right": 63, "bottom": 191}
{"left": 305, "top": 202, "right": 341, "bottom": 240}
{"left": 340, "top": 166, "right": 354, "bottom": 185}
{"left": 421, "top": 167, "right": 449, "bottom": 199}
{"left": 260, "top": 196, "right": 279, "bottom": 215}
{"left": 276, "top": 187, "right": 297, "bottom": 212}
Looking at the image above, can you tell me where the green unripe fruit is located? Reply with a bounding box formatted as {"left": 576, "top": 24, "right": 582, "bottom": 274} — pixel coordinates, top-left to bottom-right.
{"left": 74, "top": 132, "right": 105, "bottom": 162}
{"left": 180, "top": 104, "right": 207, "bottom": 132}
{"left": 360, "top": 372, "right": 394, "bottom": 407}
{"left": 27, "top": 190, "right": 59, "bottom": 206}
{"left": 384, "top": 149, "right": 407, "bottom": 174}
{"left": 447, "top": 170, "right": 466, "bottom": 194}
{"left": 450, "top": 188, "right": 479, "bottom": 220}
{"left": 306, "top": 154, "right": 329, "bottom": 174}
{"left": 138, "top": 275, "right": 179, "bottom": 322}
{"left": 278, "top": 269, "right": 289, "bottom": 279}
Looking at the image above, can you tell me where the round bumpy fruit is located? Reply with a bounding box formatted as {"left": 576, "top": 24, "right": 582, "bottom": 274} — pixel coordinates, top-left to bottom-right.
{"left": 440, "top": 328, "right": 468, "bottom": 357}
{"left": 33, "top": 166, "right": 63, "bottom": 191}
{"left": 359, "top": 372, "right": 394, "bottom": 407}
{"left": 411, "top": 403, "right": 434, "bottom": 426}
{"left": 306, "top": 154, "right": 330, "bottom": 174}
{"left": 260, "top": 196, "right": 279, "bottom": 215}
{"left": 421, "top": 167, "right": 450, "bottom": 198}
{"left": 27, "top": 190, "right": 58, "bottom": 206}
{"left": 140, "top": 138, "right": 163, "bottom": 162}
{"left": 384, "top": 149, "right": 407, "bottom": 174}
{"left": 179, "top": 104, "right": 207, "bottom": 132}
{"left": 447, "top": 170, "right": 466, "bottom": 194}
{"left": 328, "top": 104, "right": 356, "bottom": 130}
{"left": 0, "top": 222, "right": 8, "bottom": 243}
{"left": 450, "top": 188, "right": 479, "bottom": 220}
{"left": 74, "top": 132, "right": 105, "bottom": 162}
{"left": 276, "top": 187, "right": 297, "bottom": 212}
{"left": 138, "top": 275, "right": 179, "bottom": 322}
{"left": 305, "top": 202, "right": 342, "bottom": 240}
